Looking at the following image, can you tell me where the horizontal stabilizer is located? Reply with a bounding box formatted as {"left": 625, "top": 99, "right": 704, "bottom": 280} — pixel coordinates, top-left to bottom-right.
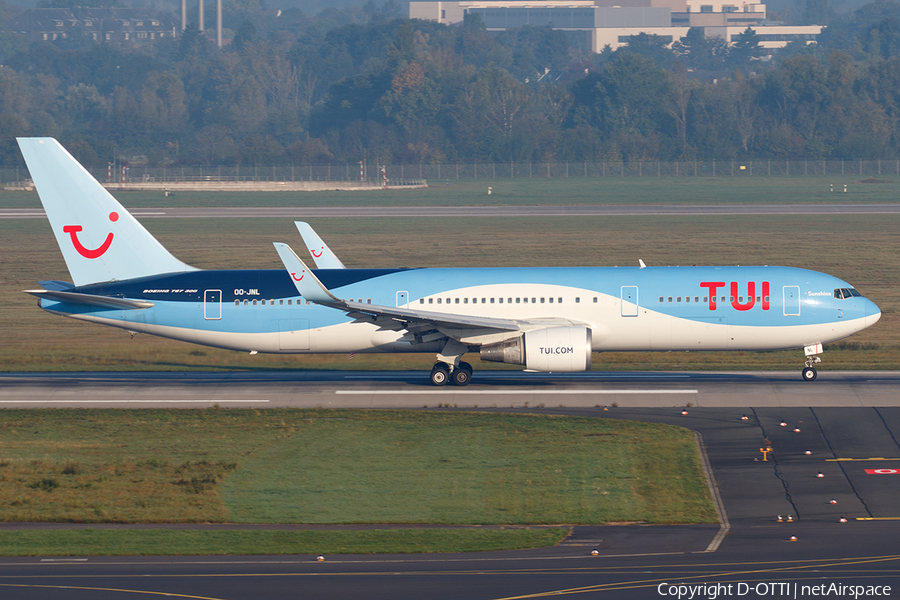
{"left": 37, "top": 280, "right": 75, "bottom": 291}
{"left": 24, "top": 289, "right": 154, "bottom": 310}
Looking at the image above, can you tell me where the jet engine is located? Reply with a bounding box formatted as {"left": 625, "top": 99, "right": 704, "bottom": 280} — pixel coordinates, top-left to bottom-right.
{"left": 479, "top": 327, "right": 592, "bottom": 372}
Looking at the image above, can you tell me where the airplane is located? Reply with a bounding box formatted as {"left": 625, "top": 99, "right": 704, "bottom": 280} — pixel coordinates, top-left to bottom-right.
{"left": 19, "top": 137, "right": 882, "bottom": 386}
{"left": 295, "top": 221, "right": 346, "bottom": 269}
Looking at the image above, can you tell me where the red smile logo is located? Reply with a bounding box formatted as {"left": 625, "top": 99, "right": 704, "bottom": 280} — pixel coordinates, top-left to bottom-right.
{"left": 291, "top": 270, "right": 305, "bottom": 281}
{"left": 312, "top": 247, "right": 324, "bottom": 258}
{"left": 63, "top": 212, "right": 118, "bottom": 259}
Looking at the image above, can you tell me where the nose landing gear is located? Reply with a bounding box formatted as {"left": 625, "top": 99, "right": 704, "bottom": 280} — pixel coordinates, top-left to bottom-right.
{"left": 801, "top": 344, "right": 823, "bottom": 381}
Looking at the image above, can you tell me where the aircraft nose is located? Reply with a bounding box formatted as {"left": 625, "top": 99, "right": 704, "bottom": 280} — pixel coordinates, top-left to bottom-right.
{"left": 865, "top": 298, "right": 882, "bottom": 328}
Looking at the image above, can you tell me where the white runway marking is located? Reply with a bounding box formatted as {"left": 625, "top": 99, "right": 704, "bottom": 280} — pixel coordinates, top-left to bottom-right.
{"left": 336, "top": 389, "right": 698, "bottom": 395}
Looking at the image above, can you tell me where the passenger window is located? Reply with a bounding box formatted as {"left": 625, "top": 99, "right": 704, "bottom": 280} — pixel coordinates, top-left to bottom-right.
{"left": 703, "top": 297, "right": 708, "bottom": 303}
{"left": 730, "top": 296, "right": 735, "bottom": 302}
{"left": 659, "top": 297, "right": 664, "bottom": 303}
{"left": 437, "top": 298, "right": 441, "bottom": 304}
{"left": 531, "top": 298, "right": 536, "bottom": 303}
{"left": 677, "top": 297, "right": 681, "bottom": 303}
{"left": 279, "top": 299, "right": 284, "bottom": 305}
{"left": 541, "top": 298, "right": 545, "bottom": 303}
{"left": 243, "top": 300, "right": 249, "bottom": 306}
{"left": 576, "top": 297, "right": 580, "bottom": 303}
{"left": 685, "top": 297, "right": 690, "bottom": 303}
{"left": 464, "top": 298, "right": 468, "bottom": 304}
{"left": 593, "top": 297, "right": 597, "bottom": 303}
{"left": 765, "top": 296, "right": 770, "bottom": 302}
{"left": 455, "top": 298, "right": 460, "bottom": 304}
{"left": 288, "top": 299, "right": 292, "bottom": 305}
{"left": 252, "top": 300, "right": 257, "bottom": 306}
{"left": 420, "top": 299, "right": 424, "bottom": 304}
{"left": 490, "top": 298, "right": 494, "bottom": 304}
{"left": 558, "top": 298, "right": 562, "bottom": 303}
{"left": 668, "top": 297, "right": 673, "bottom": 303}
{"left": 516, "top": 298, "right": 520, "bottom": 304}
{"left": 234, "top": 300, "right": 239, "bottom": 306}
{"left": 367, "top": 299, "right": 371, "bottom": 304}
{"left": 428, "top": 298, "right": 433, "bottom": 304}
{"left": 549, "top": 297, "right": 553, "bottom": 303}
{"left": 261, "top": 300, "right": 266, "bottom": 306}
{"left": 721, "top": 297, "right": 726, "bottom": 302}
{"left": 695, "top": 297, "right": 699, "bottom": 303}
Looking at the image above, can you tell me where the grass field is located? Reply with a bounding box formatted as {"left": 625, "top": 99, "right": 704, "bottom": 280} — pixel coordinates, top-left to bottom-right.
{"left": 0, "top": 409, "right": 713, "bottom": 554}
{"left": 0, "top": 528, "right": 570, "bottom": 557}
{"left": 0, "top": 197, "right": 896, "bottom": 371}
{"left": 2, "top": 175, "right": 900, "bottom": 209}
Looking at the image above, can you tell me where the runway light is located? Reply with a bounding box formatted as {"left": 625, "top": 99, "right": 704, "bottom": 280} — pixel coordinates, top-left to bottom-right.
{"left": 591, "top": 549, "right": 599, "bottom": 556}
{"left": 805, "top": 450, "right": 812, "bottom": 455}
{"left": 830, "top": 499, "right": 837, "bottom": 505}
{"left": 794, "top": 428, "right": 801, "bottom": 433}
{"left": 787, "top": 515, "right": 794, "bottom": 522}
{"left": 817, "top": 472, "right": 825, "bottom": 478}
{"left": 789, "top": 536, "right": 798, "bottom": 542}
{"left": 741, "top": 415, "right": 749, "bottom": 421}
{"left": 840, "top": 516, "right": 848, "bottom": 523}
{"left": 777, "top": 515, "right": 783, "bottom": 522}
{"left": 317, "top": 555, "right": 325, "bottom": 562}
{"left": 780, "top": 421, "right": 787, "bottom": 427}
{"left": 681, "top": 410, "right": 688, "bottom": 415}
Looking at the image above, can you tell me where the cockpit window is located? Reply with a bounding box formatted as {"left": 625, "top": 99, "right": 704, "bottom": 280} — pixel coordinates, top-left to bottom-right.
{"left": 834, "top": 288, "right": 862, "bottom": 300}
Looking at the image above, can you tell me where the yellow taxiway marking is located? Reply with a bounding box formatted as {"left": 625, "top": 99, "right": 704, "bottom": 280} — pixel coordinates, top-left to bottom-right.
{"left": 856, "top": 517, "right": 900, "bottom": 521}
{"left": 0, "top": 583, "right": 224, "bottom": 599}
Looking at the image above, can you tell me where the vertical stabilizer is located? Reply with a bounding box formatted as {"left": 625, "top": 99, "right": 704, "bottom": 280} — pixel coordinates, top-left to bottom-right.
{"left": 294, "top": 221, "right": 346, "bottom": 269}
{"left": 18, "top": 138, "right": 197, "bottom": 286}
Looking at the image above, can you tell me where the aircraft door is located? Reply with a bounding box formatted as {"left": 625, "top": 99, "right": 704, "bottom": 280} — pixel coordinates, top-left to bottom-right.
{"left": 783, "top": 286, "right": 800, "bottom": 316}
{"left": 204, "top": 289, "right": 222, "bottom": 320}
{"left": 621, "top": 286, "right": 639, "bottom": 317}
{"left": 396, "top": 291, "right": 408, "bottom": 308}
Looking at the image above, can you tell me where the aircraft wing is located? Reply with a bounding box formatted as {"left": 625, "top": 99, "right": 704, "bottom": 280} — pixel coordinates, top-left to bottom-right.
{"left": 272, "top": 243, "right": 565, "bottom": 341}
{"left": 24, "top": 289, "right": 155, "bottom": 310}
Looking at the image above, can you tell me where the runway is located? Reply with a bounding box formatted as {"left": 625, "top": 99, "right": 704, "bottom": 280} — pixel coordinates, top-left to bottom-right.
{"left": 3, "top": 203, "right": 900, "bottom": 219}
{"left": 2, "top": 370, "right": 900, "bottom": 408}
{"left": 2, "top": 372, "right": 900, "bottom": 598}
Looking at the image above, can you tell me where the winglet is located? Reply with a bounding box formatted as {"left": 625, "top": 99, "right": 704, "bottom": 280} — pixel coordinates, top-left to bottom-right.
{"left": 639, "top": 259, "right": 647, "bottom": 269}
{"left": 295, "top": 222, "right": 346, "bottom": 269}
{"left": 273, "top": 243, "right": 341, "bottom": 304}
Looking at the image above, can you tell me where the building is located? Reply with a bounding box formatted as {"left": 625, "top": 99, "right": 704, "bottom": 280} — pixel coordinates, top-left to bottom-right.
{"left": 10, "top": 7, "right": 177, "bottom": 44}
{"left": 409, "top": 0, "right": 822, "bottom": 53}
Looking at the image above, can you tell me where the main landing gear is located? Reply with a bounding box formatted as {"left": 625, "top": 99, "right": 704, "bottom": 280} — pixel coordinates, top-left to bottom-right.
{"left": 430, "top": 339, "right": 473, "bottom": 386}
{"left": 430, "top": 361, "right": 473, "bottom": 386}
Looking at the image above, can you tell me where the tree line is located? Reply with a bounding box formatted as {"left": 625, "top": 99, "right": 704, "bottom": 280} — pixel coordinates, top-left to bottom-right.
{"left": 1, "top": 0, "right": 900, "bottom": 167}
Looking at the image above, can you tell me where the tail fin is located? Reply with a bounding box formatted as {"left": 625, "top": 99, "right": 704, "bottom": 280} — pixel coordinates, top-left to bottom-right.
{"left": 294, "top": 221, "right": 346, "bottom": 269}
{"left": 18, "top": 138, "right": 196, "bottom": 287}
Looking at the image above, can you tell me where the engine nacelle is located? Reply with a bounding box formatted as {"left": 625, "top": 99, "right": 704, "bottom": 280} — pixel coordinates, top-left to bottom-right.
{"left": 480, "top": 327, "right": 592, "bottom": 372}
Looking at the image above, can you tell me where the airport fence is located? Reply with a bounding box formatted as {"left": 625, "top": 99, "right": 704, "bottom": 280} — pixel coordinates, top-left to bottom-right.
{"left": 4, "top": 158, "right": 900, "bottom": 187}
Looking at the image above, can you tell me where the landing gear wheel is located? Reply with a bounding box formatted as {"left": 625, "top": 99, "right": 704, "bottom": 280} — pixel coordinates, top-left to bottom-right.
{"left": 451, "top": 366, "right": 472, "bottom": 387}
{"left": 430, "top": 363, "right": 450, "bottom": 386}
{"left": 802, "top": 367, "right": 817, "bottom": 382}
